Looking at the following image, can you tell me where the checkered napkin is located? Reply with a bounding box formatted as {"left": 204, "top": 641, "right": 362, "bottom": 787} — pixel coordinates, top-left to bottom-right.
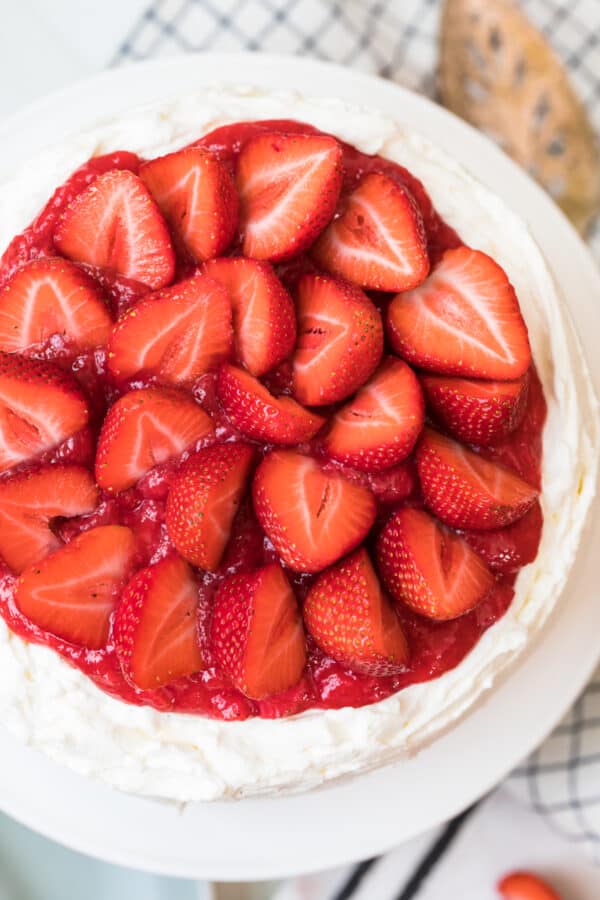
{"left": 114, "top": 0, "right": 600, "bottom": 870}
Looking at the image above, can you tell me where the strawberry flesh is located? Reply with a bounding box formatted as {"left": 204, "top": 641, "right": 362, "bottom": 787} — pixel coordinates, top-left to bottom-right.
{"left": 211, "top": 562, "right": 306, "bottom": 699}
{"left": 304, "top": 547, "right": 409, "bottom": 675}
{"left": 236, "top": 132, "right": 343, "bottom": 260}
{"left": 140, "top": 146, "right": 238, "bottom": 262}
{"left": 312, "top": 172, "right": 429, "bottom": 291}
{"left": 217, "top": 363, "right": 324, "bottom": 445}
{"left": 292, "top": 273, "right": 383, "bottom": 406}
{"left": 422, "top": 371, "right": 529, "bottom": 445}
{"left": 252, "top": 449, "right": 377, "bottom": 572}
{"left": 498, "top": 871, "right": 561, "bottom": 900}
{"left": 387, "top": 246, "right": 532, "bottom": 379}
{"left": 376, "top": 506, "right": 494, "bottom": 620}
{"left": 107, "top": 273, "right": 233, "bottom": 385}
{"left": 95, "top": 387, "right": 214, "bottom": 493}
{"left": 322, "top": 356, "right": 424, "bottom": 471}
{"left": 114, "top": 552, "right": 204, "bottom": 690}
{"left": 203, "top": 257, "right": 296, "bottom": 376}
{"left": 15, "top": 525, "right": 137, "bottom": 648}
{"left": 166, "top": 441, "right": 255, "bottom": 570}
{"left": 54, "top": 169, "right": 175, "bottom": 289}
{"left": 417, "top": 427, "right": 539, "bottom": 530}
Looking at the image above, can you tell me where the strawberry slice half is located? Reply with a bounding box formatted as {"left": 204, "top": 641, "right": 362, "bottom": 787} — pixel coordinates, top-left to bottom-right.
{"left": 322, "top": 357, "right": 424, "bottom": 471}
{"left": 54, "top": 169, "right": 175, "bottom": 289}
{"left": 210, "top": 562, "right": 306, "bottom": 699}
{"left": 0, "top": 465, "right": 98, "bottom": 573}
{"left": 114, "top": 552, "right": 204, "bottom": 690}
{"left": 107, "top": 274, "right": 233, "bottom": 385}
{"left": 203, "top": 257, "right": 296, "bottom": 376}
{"left": 252, "top": 449, "right": 376, "bottom": 573}
{"left": 292, "top": 273, "right": 383, "bottom": 406}
{"left": 0, "top": 257, "right": 112, "bottom": 356}
{"left": 376, "top": 507, "right": 494, "bottom": 620}
{"left": 304, "top": 547, "right": 409, "bottom": 675}
{"left": 236, "top": 132, "right": 343, "bottom": 260}
{"left": 217, "top": 364, "right": 324, "bottom": 445}
{"left": 387, "top": 246, "right": 532, "bottom": 379}
{"left": 312, "top": 172, "right": 429, "bottom": 291}
{"left": 140, "top": 146, "right": 238, "bottom": 262}
{"left": 421, "top": 371, "right": 530, "bottom": 445}
{"left": 15, "top": 524, "right": 137, "bottom": 648}
{"left": 417, "top": 427, "right": 539, "bottom": 530}
{"left": 166, "top": 442, "right": 255, "bottom": 570}
{"left": 498, "top": 871, "right": 561, "bottom": 900}
{"left": 0, "top": 354, "right": 89, "bottom": 473}
{"left": 95, "top": 387, "right": 214, "bottom": 493}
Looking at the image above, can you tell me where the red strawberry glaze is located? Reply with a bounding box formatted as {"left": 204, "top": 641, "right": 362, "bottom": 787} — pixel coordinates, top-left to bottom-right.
{"left": 0, "top": 120, "right": 546, "bottom": 721}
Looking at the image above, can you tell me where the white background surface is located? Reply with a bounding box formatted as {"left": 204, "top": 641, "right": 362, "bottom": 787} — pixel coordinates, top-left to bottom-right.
{"left": 1, "top": 3, "right": 600, "bottom": 898}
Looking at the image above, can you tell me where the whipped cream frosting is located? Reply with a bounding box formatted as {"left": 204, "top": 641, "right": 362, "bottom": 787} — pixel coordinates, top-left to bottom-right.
{"left": 0, "top": 87, "right": 597, "bottom": 803}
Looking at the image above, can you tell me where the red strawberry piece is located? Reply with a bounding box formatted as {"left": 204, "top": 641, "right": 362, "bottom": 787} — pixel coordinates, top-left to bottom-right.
{"left": 422, "top": 371, "right": 530, "bottom": 445}
{"left": 15, "top": 525, "right": 137, "bottom": 648}
{"left": 54, "top": 169, "right": 175, "bottom": 289}
{"left": 236, "top": 132, "right": 343, "bottom": 260}
{"left": 139, "top": 146, "right": 238, "bottom": 262}
{"left": 114, "top": 552, "right": 204, "bottom": 690}
{"left": 376, "top": 506, "right": 494, "bottom": 620}
{"left": 107, "top": 273, "right": 232, "bottom": 385}
{"left": 322, "top": 357, "right": 424, "bottom": 472}
{"left": 0, "top": 257, "right": 112, "bottom": 356}
{"left": 95, "top": 387, "right": 214, "bottom": 493}
{"left": 387, "top": 246, "right": 532, "bottom": 379}
{"left": 463, "top": 501, "right": 543, "bottom": 575}
{"left": 417, "top": 427, "right": 538, "bottom": 530}
{"left": 203, "top": 257, "right": 296, "bottom": 376}
{"left": 252, "top": 449, "right": 376, "bottom": 572}
{"left": 292, "top": 273, "right": 383, "bottom": 406}
{"left": 304, "top": 547, "right": 409, "bottom": 674}
{"left": 166, "top": 442, "right": 255, "bottom": 570}
{"left": 211, "top": 562, "right": 306, "bottom": 699}
{"left": 0, "top": 465, "right": 98, "bottom": 573}
{"left": 217, "top": 364, "right": 324, "bottom": 445}
{"left": 312, "top": 172, "right": 429, "bottom": 291}
{"left": 368, "top": 461, "right": 416, "bottom": 505}
{"left": 0, "top": 353, "right": 89, "bottom": 473}
{"left": 498, "top": 871, "right": 561, "bottom": 900}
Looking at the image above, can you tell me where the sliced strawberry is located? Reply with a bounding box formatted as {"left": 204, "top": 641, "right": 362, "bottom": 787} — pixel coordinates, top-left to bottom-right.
{"left": 54, "top": 169, "right": 175, "bottom": 289}
{"left": 498, "top": 871, "right": 561, "bottom": 900}
{"left": 0, "top": 465, "right": 98, "bottom": 573}
{"left": 140, "top": 146, "right": 238, "bottom": 262}
{"left": 236, "top": 132, "right": 343, "bottom": 260}
{"left": 107, "top": 274, "right": 232, "bottom": 385}
{"left": 114, "top": 552, "right": 204, "bottom": 690}
{"left": 305, "top": 547, "right": 409, "bottom": 674}
{"left": 166, "top": 442, "right": 255, "bottom": 570}
{"left": 417, "top": 427, "right": 538, "bottom": 530}
{"left": 387, "top": 246, "right": 532, "bottom": 379}
{"left": 368, "top": 460, "right": 416, "bottom": 505}
{"left": 322, "top": 357, "right": 424, "bottom": 471}
{"left": 95, "top": 387, "right": 214, "bottom": 493}
{"left": 376, "top": 507, "right": 494, "bottom": 620}
{"left": 0, "top": 354, "right": 89, "bottom": 473}
{"left": 422, "top": 371, "right": 529, "bottom": 445}
{"left": 0, "top": 257, "right": 112, "bottom": 356}
{"left": 252, "top": 449, "right": 376, "bottom": 572}
{"left": 292, "top": 273, "right": 383, "bottom": 406}
{"left": 15, "top": 525, "right": 137, "bottom": 648}
{"left": 312, "top": 172, "right": 429, "bottom": 291}
{"left": 211, "top": 562, "right": 306, "bottom": 699}
{"left": 217, "top": 364, "right": 324, "bottom": 445}
{"left": 203, "top": 257, "right": 296, "bottom": 376}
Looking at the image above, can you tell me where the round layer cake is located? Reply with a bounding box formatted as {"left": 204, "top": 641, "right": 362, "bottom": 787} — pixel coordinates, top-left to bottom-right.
{"left": 0, "top": 87, "right": 596, "bottom": 802}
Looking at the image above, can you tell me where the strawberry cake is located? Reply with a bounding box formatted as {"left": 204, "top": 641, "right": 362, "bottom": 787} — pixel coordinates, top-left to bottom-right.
{"left": 0, "top": 87, "right": 596, "bottom": 802}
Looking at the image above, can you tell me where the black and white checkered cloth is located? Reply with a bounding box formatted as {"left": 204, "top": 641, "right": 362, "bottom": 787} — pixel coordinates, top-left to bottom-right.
{"left": 113, "top": 0, "right": 600, "bottom": 876}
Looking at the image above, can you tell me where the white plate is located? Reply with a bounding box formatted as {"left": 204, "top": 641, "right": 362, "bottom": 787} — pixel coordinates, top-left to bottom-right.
{"left": 0, "top": 53, "right": 599, "bottom": 882}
